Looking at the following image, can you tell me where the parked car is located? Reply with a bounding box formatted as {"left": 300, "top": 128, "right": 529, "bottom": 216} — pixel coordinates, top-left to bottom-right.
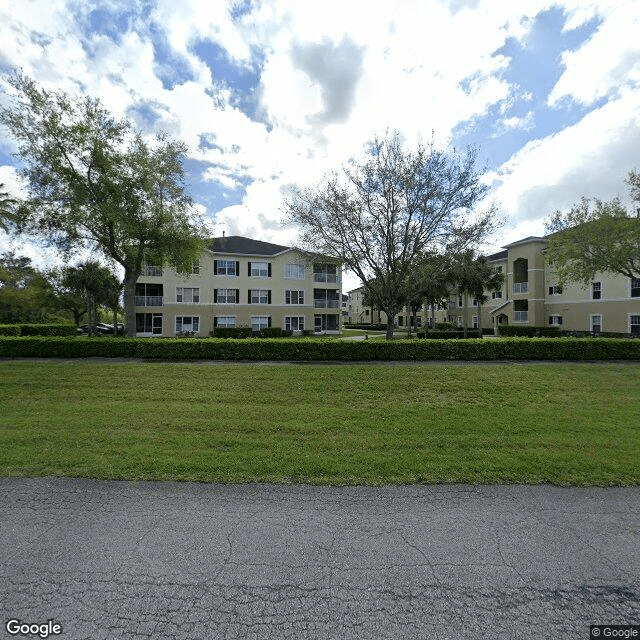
{"left": 77, "top": 323, "right": 125, "bottom": 335}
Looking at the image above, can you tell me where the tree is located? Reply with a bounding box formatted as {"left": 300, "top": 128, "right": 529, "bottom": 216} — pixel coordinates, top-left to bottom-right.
{"left": 284, "top": 133, "right": 497, "bottom": 339}
{"left": 0, "top": 184, "right": 18, "bottom": 233}
{"left": 58, "top": 262, "right": 121, "bottom": 331}
{"left": 0, "top": 251, "right": 59, "bottom": 322}
{"left": 545, "top": 171, "right": 640, "bottom": 285}
{"left": 0, "top": 73, "right": 208, "bottom": 336}
{"left": 451, "top": 251, "right": 503, "bottom": 336}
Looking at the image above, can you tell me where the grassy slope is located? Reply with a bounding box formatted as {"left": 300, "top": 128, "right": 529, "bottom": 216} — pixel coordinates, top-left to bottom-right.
{"left": 0, "top": 361, "right": 638, "bottom": 485}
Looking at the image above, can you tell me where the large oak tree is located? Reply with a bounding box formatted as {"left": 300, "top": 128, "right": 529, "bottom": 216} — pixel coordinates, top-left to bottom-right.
{"left": 284, "top": 133, "right": 497, "bottom": 338}
{"left": 0, "top": 73, "right": 208, "bottom": 336}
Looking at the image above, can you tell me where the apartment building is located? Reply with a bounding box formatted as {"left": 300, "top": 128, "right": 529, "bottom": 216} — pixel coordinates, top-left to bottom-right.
{"left": 347, "top": 234, "right": 640, "bottom": 335}
{"left": 134, "top": 236, "right": 342, "bottom": 336}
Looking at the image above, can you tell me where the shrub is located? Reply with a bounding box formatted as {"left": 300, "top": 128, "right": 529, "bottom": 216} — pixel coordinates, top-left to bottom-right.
{"left": 434, "top": 322, "right": 458, "bottom": 331}
{"left": 209, "top": 327, "right": 252, "bottom": 339}
{"left": 0, "top": 325, "right": 21, "bottom": 336}
{"left": 498, "top": 325, "right": 561, "bottom": 337}
{"left": 343, "top": 323, "right": 386, "bottom": 331}
{"left": 1, "top": 335, "right": 640, "bottom": 361}
{"left": 417, "top": 330, "right": 482, "bottom": 339}
{"left": 19, "top": 324, "right": 77, "bottom": 336}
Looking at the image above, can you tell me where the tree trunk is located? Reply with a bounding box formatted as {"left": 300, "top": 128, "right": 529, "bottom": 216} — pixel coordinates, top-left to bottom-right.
{"left": 123, "top": 271, "right": 138, "bottom": 338}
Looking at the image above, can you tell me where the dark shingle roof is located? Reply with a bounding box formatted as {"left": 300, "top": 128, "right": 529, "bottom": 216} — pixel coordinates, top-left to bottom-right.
{"left": 208, "top": 236, "right": 291, "bottom": 256}
{"left": 486, "top": 249, "right": 508, "bottom": 261}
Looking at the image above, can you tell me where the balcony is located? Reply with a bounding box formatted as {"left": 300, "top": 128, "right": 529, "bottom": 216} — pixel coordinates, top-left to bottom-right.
{"left": 135, "top": 296, "right": 163, "bottom": 307}
{"left": 142, "top": 265, "right": 163, "bottom": 277}
{"left": 513, "top": 282, "right": 528, "bottom": 294}
{"left": 314, "top": 299, "right": 340, "bottom": 308}
{"left": 513, "top": 311, "right": 528, "bottom": 322}
{"left": 313, "top": 273, "right": 339, "bottom": 283}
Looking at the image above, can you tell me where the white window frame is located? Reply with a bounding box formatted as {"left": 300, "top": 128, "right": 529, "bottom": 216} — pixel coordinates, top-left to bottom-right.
{"left": 251, "top": 261, "right": 269, "bottom": 277}
{"left": 592, "top": 282, "right": 602, "bottom": 300}
{"left": 629, "top": 314, "right": 640, "bottom": 335}
{"left": 456, "top": 316, "right": 463, "bottom": 327}
{"left": 217, "top": 259, "right": 237, "bottom": 276}
{"left": 631, "top": 278, "right": 640, "bottom": 298}
{"left": 285, "top": 290, "right": 305, "bottom": 305}
{"left": 216, "top": 316, "right": 236, "bottom": 328}
{"left": 251, "top": 316, "right": 269, "bottom": 331}
{"left": 175, "top": 316, "right": 200, "bottom": 334}
{"left": 491, "top": 290, "right": 502, "bottom": 299}
{"left": 250, "top": 289, "right": 269, "bottom": 304}
{"left": 549, "top": 315, "right": 563, "bottom": 326}
{"left": 176, "top": 287, "right": 200, "bottom": 303}
{"left": 549, "top": 285, "right": 563, "bottom": 295}
{"left": 216, "top": 288, "right": 237, "bottom": 304}
{"left": 285, "top": 263, "right": 305, "bottom": 279}
{"left": 472, "top": 315, "right": 478, "bottom": 329}
{"left": 285, "top": 316, "right": 305, "bottom": 331}
{"left": 590, "top": 314, "right": 602, "bottom": 333}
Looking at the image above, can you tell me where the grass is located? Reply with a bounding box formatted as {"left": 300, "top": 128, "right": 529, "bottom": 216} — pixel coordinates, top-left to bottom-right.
{"left": 0, "top": 361, "right": 638, "bottom": 486}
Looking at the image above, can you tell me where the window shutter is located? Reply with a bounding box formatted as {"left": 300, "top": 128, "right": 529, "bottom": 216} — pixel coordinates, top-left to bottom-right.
{"left": 213, "top": 317, "right": 218, "bottom": 328}
{"left": 549, "top": 287, "right": 552, "bottom": 295}
{"left": 214, "top": 289, "right": 218, "bottom": 303}
{"left": 248, "top": 262, "right": 251, "bottom": 276}
{"left": 559, "top": 317, "right": 563, "bottom": 325}
{"left": 235, "top": 261, "right": 240, "bottom": 275}
{"left": 268, "top": 317, "right": 271, "bottom": 328}
{"left": 213, "top": 260, "right": 218, "bottom": 275}
{"left": 248, "top": 289, "right": 251, "bottom": 303}
{"left": 268, "top": 263, "right": 272, "bottom": 277}
{"left": 268, "top": 291, "right": 272, "bottom": 304}
{"left": 549, "top": 316, "right": 552, "bottom": 325}
{"left": 235, "top": 289, "right": 239, "bottom": 303}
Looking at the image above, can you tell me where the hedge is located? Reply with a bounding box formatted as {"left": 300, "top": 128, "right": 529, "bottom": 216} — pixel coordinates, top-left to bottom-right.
{"left": 417, "top": 330, "right": 482, "bottom": 339}
{"left": 497, "top": 325, "right": 561, "bottom": 337}
{"left": 0, "top": 323, "right": 77, "bottom": 336}
{"left": 1, "top": 336, "right": 640, "bottom": 361}
{"left": 343, "top": 323, "right": 386, "bottom": 331}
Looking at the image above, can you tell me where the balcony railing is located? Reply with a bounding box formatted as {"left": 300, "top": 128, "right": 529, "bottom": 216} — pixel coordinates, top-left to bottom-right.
{"left": 135, "top": 296, "right": 163, "bottom": 307}
{"left": 513, "top": 311, "right": 528, "bottom": 322}
{"left": 142, "top": 265, "right": 163, "bottom": 277}
{"left": 513, "top": 282, "right": 528, "bottom": 293}
{"left": 313, "top": 273, "right": 339, "bottom": 283}
{"left": 314, "top": 299, "right": 340, "bottom": 308}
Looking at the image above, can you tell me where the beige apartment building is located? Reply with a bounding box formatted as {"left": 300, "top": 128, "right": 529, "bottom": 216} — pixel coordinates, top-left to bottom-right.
{"left": 134, "top": 236, "right": 342, "bottom": 336}
{"left": 347, "top": 234, "right": 640, "bottom": 335}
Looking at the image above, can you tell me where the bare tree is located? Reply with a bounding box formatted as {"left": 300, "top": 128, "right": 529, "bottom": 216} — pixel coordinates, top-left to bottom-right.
{"left": 283, "top": 133, "right": 497, "bottom": 339}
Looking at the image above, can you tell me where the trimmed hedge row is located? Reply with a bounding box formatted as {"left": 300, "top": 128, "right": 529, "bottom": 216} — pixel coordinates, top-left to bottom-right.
{"left": 497, "top": 325, "right": 561, "bottom": 337}
{"left": 0, "top": 323, "right": 77, "bottom": 336}
{"left": 417, "top": 330, "right": 482, "bottom": 339}
{"left": 1, "top": 336, "right": 640, "bottom": 361}
{"left": 344, "top": 324, "right": 386, "bottom": 331}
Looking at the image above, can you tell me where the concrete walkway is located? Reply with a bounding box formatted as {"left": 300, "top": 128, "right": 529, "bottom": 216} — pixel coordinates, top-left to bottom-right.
{"left": 1, "top": 478, "right": 638, "bottom": 639}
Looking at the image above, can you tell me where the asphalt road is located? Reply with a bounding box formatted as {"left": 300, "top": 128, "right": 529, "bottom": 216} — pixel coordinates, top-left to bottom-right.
{"left": 1, "top": 478, "right": 638, "bottom": 639}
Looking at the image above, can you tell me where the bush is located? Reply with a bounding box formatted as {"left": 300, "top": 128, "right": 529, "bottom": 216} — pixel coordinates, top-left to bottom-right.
{"left": 16, "top": 324, "right": 77, "bottom": 336}
{"left": 417, "top": 330, "right": 482, "bottom": 339}
{"left": 344, "top": 323, "right": 386, "bottom": 331}
{"left": 209, "top": 327, "right": 252, "bottom": 339}
{"left": 498, "top": 325, "right": 561, "bottom": 337}
{"left": 0, "top": 325, "right": 21, "bottom": 336}
{"left": 1, "top": 335, "right": 640, "bottom": 361}
{"left": 434, "top": 322, "right": 458, "bottom": 331}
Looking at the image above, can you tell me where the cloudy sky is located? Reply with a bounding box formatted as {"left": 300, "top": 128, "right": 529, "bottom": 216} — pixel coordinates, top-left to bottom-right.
{"left": 1, "top": 0, "right": 639, "bottom": 290}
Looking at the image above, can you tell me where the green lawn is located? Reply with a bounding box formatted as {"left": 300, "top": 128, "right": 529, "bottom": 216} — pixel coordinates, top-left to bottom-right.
{"left": 0, "top": 361, "right": 638, "bottom": 485}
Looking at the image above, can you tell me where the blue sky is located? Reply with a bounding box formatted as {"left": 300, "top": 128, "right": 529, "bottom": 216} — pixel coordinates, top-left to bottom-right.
{"left": 1, "top": 0, "right": 640, "bottom": 290}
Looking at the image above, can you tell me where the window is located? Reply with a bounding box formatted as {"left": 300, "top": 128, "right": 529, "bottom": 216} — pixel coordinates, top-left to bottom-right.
{"left": 630, "top": 315, "right": 640, "bottom": 336}
{"left": 513, "top": 258, "right": 528, "bottom": 293}
{"left": 631, "top": 278, "right": 640, "bottom": 298}
{"left": 215, "top": 288, "right": 238, "bottom": 304}
{"left": 176, "top": 316, "right": 199, "bottom": 334}
{"left": 142, "top": 264, "right": 162, "bottom": 277}
{"left": 176, "top": 287, "right": 199, "bottom": 303}
{"left": 549, "top": 315, "right": 563, "bottom": 325}
{"left": 458, "top": 295, "right": 463, "bottom": 307}
{"left": 591, "top": 315, "right": 602, "bottom": 333}
{"left": 456, "top": 316, "right": 462, "bottom": 327}
{"left": 491, "top": 290, "right": 502, "bottom": 299}
{"left": 472, "top": 297, "right": 478, "bottom": 307}
{"left": 214, "top": 316, "right": 236, "bottom": 328}
{"left": 313, "top": 263, "right": 338, "bottom": 283}
{"left": 251, "top": 316, "right": 270, "bottom": 331}
{"left": 513, "top": 299, "right": 528, "bottom": 322}
{"left": 472, "top": 316, "right": 478, "bottom": 329}
{"left": 592, "top": 282, "right": 601, "bottom": 300}
{"left": 191, "top": 261, "right": 199, "bottom": 275}
{"left": 249, "top": 261, "right": 270, "bottom": 277}
{"left": 285, "top": 290, "right": 305, "bottom": 304}
{"left": 136, "top": 313, "right": 162, "bottom": 335}
{"left": 215, "top": 259, "right": 238, "bottom": 276}
{"left": 549, "top": 285, "right": 563, "bottom": 295}
{"left": 285, "top": 316, "right": 305, "bottom": 331}
{"left": 249, "top": 289, "right": 270, "bottom": 304}
{"left": 285, "top": 263, "right": 305, "bottom": 279}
